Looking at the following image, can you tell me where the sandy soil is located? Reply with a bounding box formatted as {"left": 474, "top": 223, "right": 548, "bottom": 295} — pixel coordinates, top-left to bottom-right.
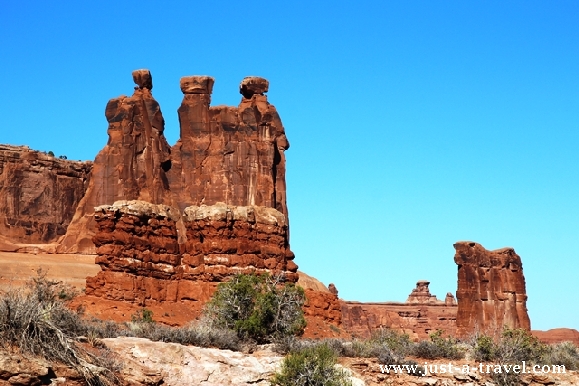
{"left": 0, "top": 251, "right": 100, "bottom": 292}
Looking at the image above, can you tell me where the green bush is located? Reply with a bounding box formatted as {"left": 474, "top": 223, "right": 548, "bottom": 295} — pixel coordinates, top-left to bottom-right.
{"left": 495, "top": 328, "right": 547, "bottom": 363}
{"left": 349, "top": 328, "right": 412, "bottom": 359}
{"left": 204, "top": 273, "right": 306, "bottom": 343}
{"left": 475, "top": 328, "right": 547, "bottom": 386}
{"left": 473, "top": 334, "right": 496, "bottom": 361}
{"left": 131, "top": 308, "right": 154, "bottom": 324}
{"left": 270, "top": 343, "right": 352, "bottom": 386}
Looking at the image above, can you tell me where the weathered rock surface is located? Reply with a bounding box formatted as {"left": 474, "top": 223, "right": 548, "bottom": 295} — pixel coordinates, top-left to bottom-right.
{"left": 297, "top": 270, "right": 332, "bottom": 293}
{"left": 341, "top": 357, "right": 579, "bottom": 386}
{"left": 0, "top": 348, "right": 84, "bottom": 385}
{"left": 341, "top": 281, "right": 457, "bottom": 339}
{"left": 0, "top": 145, "right": 91, "bottom": 244}
{"left": 58, "top": 70, "right": 173, "bottom": 254}
{"left": 303, "top": 288, "right": 343, "bottom": 325}
{"left": 103, "top": 337, "right": 283, "bottom": 386}
{"left": 3, "top": 342, "right": 578, "bottom": 386}
{"left": 86, "top": 201, "right": 298, "bottom": 305}
{"left": 168, "top": 75, "right": 290, "bottom": 220}
{"left": 454, "top": 241, "right": 530, "bottom": 337}
{"left": 533, "top": 328, "right": 579, "bottom": 346}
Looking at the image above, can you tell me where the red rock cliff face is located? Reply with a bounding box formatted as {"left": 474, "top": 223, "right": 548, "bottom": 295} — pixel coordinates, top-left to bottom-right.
{"left": 86, "top": 201, "right": 298, "bottom": 305}
{"left": 340, "top": 281, "right": 457, "bottom": 340}
{"left": 180, "top": 203, "right": 298, "bottom": 282}
{"left": 56, "top": 71, "right": 291, "bottom": 254}
{"left": 454, "top": 241, "right": 530, "bottom": 337}
{"left": 59, "top": 70, "right": 173, "bottom": 253}
{"left": 0, "top": 145, "right": 91, "bottom": 244}
{"left": 169, "top": 76, "right": 290, "bottom": 218}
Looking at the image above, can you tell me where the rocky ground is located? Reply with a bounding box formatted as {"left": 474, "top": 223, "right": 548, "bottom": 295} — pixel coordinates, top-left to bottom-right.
{"left": 1, "top": 251, "right": 578, "bottom": 385}
{"left": 2, "top": 338, "right": 578, "bottom": 385}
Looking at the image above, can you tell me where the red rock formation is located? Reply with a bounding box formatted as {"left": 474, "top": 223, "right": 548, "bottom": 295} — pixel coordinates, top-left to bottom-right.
{"left": 532, "top": 328, "right": 579, "bottom": 345}
{"left": 169, "top": 76, "right": 290, "bottom": 218}
{"left": 340, "top": 281, "right": 457, "bottom": 339}
{"left": 406, "top": 280, "right": 439, "bottom": 303}
{"left": 181, "top": 202, "right": 298, "bottom": 282}
{"left": 86, "top": 201, "right": 298, "bottom": 305}
{"left": 303, "top": 289, "right": 342, "bottom": 325}
{"left": 294, "top": 272, "right": 343, "bottom": 329}
{"left": 328, "top": 283, "right": 339, "bottom": 297}
{"left": 0, "top": 145, "right": 91, "bottom": 244}
{"left": 454, "top": 241, "right": 530, "bottom": 337}
{"left": 59, "top": 70, "right": 173, "bottom": 253}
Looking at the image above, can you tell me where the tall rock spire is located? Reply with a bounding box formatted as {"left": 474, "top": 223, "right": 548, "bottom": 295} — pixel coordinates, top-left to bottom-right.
{"left": 58, "top": 69, "right": 173, "bottom": 253}
{"left": 168, "top": 76, "right": 290, "bottom": 219}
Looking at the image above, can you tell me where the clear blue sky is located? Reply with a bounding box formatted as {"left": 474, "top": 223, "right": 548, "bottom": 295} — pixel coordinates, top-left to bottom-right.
{"left": 1, "top": 1, "right": 577, "bottom": 331}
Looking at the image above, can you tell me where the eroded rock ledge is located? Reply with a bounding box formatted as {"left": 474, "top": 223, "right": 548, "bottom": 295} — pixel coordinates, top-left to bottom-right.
{"left": 86, "top": 200, "right": 298, "bottom": 304}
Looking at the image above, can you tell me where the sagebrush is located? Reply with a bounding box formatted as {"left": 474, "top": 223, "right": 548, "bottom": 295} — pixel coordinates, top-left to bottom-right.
{"left": 0, "top": 271, "right": 121, "bottom": 386}
{"left": 270, "top": 343, "right": 352, "bottom": 386}
{"left": 204, "top": 273, "right": 306, "bottom": 343}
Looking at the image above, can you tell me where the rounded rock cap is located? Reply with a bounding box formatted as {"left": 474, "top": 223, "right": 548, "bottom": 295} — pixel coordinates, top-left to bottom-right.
{"left": 132, "top": 69, "right": 153, "bottom": 90}
{"left": 240, "top": 76, "right": 269, "bottom": 98}
{"left": 180, "top": 76, "right": 215, "bottom": 94}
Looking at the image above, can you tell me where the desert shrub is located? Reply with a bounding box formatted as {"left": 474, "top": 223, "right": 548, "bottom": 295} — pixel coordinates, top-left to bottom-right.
{"left": 83, "top": 318, "right": 126, "bottom": 339}
{"left": 473, "top": 333, "right": 496, "bottom": 361}
{"left": 494, "top": 328, "right": 547, "bottom": 363}
{"left": 131, "top": 308, "right": 154, "bottom": 324}
{"left": 0, "top": 271, "right": 121, "bottom": 385}
{"left": 204, "top": 273, "right": 306, "bottom": 343}
{"left": 349, "top": 329, "right": 412, "bottom": 359}
{"left": 487, "top": 328, "right": 547, "bottom": 386}
{"left": 79, "top": 315, "right": 241, "bottom": 352}
{"left": 131, "top": 319, "right": 240, "bottom": 351}
{"left": 412, "top": 330, "right": 463, "bottom": 360}
{"left": 541, "top": 341, "right": 579, "bottom": 370}
{"left": 270, "top": 343, "right": 352, "bottom": 386}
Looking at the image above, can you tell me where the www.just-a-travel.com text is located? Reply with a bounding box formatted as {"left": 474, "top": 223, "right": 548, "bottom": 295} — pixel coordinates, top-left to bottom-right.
{"left": 379, "top": 362, "right": 566, "bottom": 376}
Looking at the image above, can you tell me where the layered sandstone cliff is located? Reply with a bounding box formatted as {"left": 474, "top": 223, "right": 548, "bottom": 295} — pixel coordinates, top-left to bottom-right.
{"left": 341, "top": 281, "right": 457, "bottom": 339}
{"left": 0, "top": 145, "right": 91, "bottom": 244}
{"left": 58, "top": 70, "right": 174, "bottom": 253}
{"left": 454, "top": 241, "right": 530, "bottom": 337}
{"left": 86, "top": 201, "right": 298, "bottom": 305}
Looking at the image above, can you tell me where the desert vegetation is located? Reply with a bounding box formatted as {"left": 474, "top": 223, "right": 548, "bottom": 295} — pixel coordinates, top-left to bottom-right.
{"left": 0, "top": 270, "right": 121, "bottom": 386}
{"left": 1, "top": 271, "right": 577, "bottom": 386}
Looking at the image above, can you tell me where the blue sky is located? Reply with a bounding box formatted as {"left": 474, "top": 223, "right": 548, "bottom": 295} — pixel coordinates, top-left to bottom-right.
{"left": 1, "top": 1, "right": 577, "bottom": 331}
